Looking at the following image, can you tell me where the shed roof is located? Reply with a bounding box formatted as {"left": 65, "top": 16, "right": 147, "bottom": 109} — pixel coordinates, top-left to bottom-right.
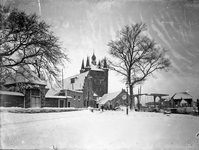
{"left": 45, "top": 95, "right": 72, "bottom": 99}
{"left": 0, "top": 91, "right": 24, "bottom": 96}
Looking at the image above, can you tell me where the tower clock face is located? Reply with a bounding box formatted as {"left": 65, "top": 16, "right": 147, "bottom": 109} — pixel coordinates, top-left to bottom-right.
{"left": 122, "top": 94, "right": 127, "bottom": 100}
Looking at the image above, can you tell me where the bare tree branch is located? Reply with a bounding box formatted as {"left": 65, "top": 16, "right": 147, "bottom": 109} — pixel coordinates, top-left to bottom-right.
{"left": 0, "top": 5, "right": 69, "bottom": 89}
{"left": 107, "top": 22, "right": 171, "bottom": 109}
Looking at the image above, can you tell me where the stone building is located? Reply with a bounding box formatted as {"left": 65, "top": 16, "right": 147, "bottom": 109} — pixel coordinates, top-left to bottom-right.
{"left": 3, "top": 66, "right": 48, "bottom": 108}
{"left": 55, "top": 53, "right": 108, "bottom": 108}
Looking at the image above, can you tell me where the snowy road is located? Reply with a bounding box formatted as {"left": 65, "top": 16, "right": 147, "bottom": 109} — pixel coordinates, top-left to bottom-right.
{"left": 1, "top": 110, "right": 199, "bottom": 150}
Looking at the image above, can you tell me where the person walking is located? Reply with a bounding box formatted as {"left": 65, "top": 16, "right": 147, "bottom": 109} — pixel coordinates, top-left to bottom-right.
{"left": 101, "top": 105, "right": 104, "bottom": 112}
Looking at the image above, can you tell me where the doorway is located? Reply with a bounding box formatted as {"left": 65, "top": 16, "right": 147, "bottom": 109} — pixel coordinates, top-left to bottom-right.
{"left": 30, "top": 89, "right": 41, "bottom": 108}
{"left": 59, "top": 100, "right": 64, "bottom": 107}
{"left": 58, "top": 99, "right": 66, "bottom": 107}
{"left": 30, "top": 97, "right": 41, "bottom": 108}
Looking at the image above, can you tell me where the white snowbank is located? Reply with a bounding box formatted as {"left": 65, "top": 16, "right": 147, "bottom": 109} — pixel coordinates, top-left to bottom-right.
{"left": 0, "top": 107, "right": 83, "bottom": 113}
{"left": 1, "top": 111, "right": 199, "bottom": 150}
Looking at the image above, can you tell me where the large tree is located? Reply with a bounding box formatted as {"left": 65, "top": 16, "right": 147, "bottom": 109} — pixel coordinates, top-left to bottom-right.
{"left": 0, "top": 5, "right": 69, "bottom": 88}
{"left": 108, "top": 22, "right": 171, "bottom": 110}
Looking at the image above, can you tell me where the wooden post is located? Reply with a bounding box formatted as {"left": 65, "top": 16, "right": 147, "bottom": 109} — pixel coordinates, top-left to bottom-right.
{"left": 154, "top": 96, "right": 156, "bottom": 109}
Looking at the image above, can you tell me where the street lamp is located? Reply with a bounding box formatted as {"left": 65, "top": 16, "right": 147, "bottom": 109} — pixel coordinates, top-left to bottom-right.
{"left": 125, "top": 82, "right": 129, "bottom": 115}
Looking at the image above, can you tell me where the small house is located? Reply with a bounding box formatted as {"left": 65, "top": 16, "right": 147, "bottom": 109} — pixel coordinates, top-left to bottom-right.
{"left": 97, "top": 89, "right": 128, "bottom": 110}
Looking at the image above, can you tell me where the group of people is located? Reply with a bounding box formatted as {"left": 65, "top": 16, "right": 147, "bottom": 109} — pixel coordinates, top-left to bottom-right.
{"left": 197, "top": 99, "right": 199, "bottom": 115}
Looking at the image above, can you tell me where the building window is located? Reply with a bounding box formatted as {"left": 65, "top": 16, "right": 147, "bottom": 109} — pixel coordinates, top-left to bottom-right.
{"left": 78, "top": 96, "right": 80, "bottom": 101}
{"left": 74, "top": 95, "right": 76, "bottom": 100}
{"left": 31, "top": 89, "right": 40, "bottom": 96}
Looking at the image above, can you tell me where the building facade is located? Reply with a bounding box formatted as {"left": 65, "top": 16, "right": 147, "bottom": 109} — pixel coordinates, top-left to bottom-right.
{"left": 54, "top": 53, "right": 109, "bottom": 108}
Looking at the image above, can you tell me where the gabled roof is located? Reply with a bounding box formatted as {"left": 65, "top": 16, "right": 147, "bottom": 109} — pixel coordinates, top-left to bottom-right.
{"left": 171, "top": 91, "right": 192, "bottom": 100}
{"left": 46, "top": 72, "right": 89, "bottom": 96}
{"left": 4, "top": 66, "right": 46, "bottom": 86}
{"left": 97, "top": 91, "right": 123, "bottom": 105}
{"left": 63, "top": 71, "right": 89, "bottom": 90}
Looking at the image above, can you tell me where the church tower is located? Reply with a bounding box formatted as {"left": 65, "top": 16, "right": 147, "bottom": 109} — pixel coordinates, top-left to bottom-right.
{"left": 80, "top": 53, "right": 108, "bottom": 101}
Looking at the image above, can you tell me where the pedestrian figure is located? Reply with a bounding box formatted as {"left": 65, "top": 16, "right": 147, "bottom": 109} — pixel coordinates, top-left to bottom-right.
{"left": 101, "top": 105, "right": 104, "bottom": 112}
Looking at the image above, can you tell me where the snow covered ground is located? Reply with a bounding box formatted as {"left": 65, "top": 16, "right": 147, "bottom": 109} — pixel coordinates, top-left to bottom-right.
{"left": 1, "top": 110, "right": 199, "bottom": 150}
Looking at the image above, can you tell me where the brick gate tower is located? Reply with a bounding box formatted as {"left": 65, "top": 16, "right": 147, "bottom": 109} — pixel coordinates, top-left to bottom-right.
{"left": 54, "top": 53, "right": 109, "bottom": 108}
{"left": 80, "top": 53, "right": 108, "bottom": 97}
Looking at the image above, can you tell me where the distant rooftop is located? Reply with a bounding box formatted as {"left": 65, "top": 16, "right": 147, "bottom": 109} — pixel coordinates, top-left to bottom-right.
{"left": 171, "top": 91, "right": 192, "bottom": 100}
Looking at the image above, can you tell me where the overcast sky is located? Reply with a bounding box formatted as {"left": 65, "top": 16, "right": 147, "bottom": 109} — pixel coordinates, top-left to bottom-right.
{"left": 3, "top": 0, "right": 199, "bottom": 100}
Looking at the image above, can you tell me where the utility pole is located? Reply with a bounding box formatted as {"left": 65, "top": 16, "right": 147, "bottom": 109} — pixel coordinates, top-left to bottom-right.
{"left": 126, "top": 82, "right": 129, "bottom": 115}
{"left": 62, "top": 69, "right": 64, "bottom": 90}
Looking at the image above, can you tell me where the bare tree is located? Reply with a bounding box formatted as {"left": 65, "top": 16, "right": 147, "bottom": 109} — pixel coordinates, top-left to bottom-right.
{"left": 108, "top": 22, "right": 171, "bottom": 110}
{"left": 0, "top": 5, "right": 69, "bottom": 89}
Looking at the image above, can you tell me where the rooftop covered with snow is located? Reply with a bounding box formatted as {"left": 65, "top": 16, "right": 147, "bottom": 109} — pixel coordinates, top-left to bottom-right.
{"left": 0, "top": 91, "right": 24, "bottom": 96}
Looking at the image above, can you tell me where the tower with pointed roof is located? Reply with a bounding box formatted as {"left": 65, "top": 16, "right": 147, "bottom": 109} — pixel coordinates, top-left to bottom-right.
{"left": 82, "top": 56, "right": 91, "bottom": 72}
{"left": 86, "top": 56, "right": 90, "bottom": 67}
{"left": 98, "top": 60, "right": 101, "bottom": 68}
{"left": 79, "top": 53, "right": 109, "bottom": 102}
{"left": 54, "top": 53, "right": 109, "bottom": 109}
{"left": 80, "top": 59, "right": 85, "bottom": 73}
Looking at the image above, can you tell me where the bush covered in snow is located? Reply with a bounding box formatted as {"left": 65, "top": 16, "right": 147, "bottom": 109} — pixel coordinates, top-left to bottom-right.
{"left": 0, "top": 107, "right": 83, "bottom": 113}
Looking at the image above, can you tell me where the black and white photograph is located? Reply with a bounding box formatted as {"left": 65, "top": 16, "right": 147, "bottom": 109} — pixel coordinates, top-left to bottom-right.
{"left": 0, "top": 0, "right": 199, "bottom": 149}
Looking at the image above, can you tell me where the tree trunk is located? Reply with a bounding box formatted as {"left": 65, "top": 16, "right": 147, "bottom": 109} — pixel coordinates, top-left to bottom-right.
{"left": 0, "top": 56, "right": 3, "bottom": 90}
{"left": 129, "top": 84, "right": 134, "bottom": 110}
